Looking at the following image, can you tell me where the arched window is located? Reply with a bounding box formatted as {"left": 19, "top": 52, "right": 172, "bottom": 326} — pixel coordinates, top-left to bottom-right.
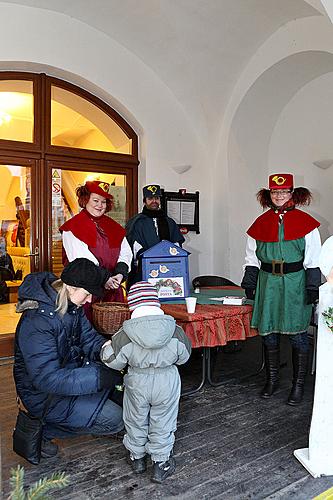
{"left": 0, "top": 72, "right": 138, "bottom": 279}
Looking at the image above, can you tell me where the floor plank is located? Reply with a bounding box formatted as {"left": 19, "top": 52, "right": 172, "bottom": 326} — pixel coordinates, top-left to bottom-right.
{"left": 1, "top": 336, "right": 333, "bottom": 499}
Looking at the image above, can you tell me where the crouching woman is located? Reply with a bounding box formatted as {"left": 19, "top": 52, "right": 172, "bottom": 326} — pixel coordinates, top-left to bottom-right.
{"left": 13, "top": 258, "right": 124, "bottom": 459}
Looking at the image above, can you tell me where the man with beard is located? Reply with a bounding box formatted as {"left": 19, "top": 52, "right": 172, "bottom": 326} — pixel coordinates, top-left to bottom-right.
{"left": 126, "top": 184, "right": 185, "bottom": 288}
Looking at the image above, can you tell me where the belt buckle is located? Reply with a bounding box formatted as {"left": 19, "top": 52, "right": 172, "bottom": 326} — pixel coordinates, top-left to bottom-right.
{"left": 272, "top": 260, "right": 284, "bottom": 276}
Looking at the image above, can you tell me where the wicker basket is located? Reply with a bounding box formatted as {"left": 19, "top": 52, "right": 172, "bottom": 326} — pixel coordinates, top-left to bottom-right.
{"left": 92, "top": 302, "right": 131, "bottom": 336}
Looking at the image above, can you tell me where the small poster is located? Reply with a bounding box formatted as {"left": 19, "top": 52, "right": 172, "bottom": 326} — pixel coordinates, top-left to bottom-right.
{"left": 52, "top": 169, "right": 62, "bottom": 207}
{"left": 108, "top": 185, "right": 127, "bottom": 227}
{"left": 148, "top": 277, "right": 184, "bottom": 298}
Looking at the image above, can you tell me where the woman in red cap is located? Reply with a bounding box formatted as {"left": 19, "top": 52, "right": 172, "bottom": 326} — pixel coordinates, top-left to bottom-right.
{"left": 60, "top": 180, "right": 132, "bottom": 320}
{"left": 241, "top": 174, "right": 321, "bottom": 405}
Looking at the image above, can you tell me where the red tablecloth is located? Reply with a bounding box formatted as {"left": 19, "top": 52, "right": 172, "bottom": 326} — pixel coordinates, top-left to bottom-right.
{"left": 161, "top": 303, "right": 257, "bottom": 348}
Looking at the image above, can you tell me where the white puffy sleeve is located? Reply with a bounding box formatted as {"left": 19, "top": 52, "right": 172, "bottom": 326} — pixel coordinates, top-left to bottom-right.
{"left": 62, "top": 231, "right": 99, "bottom": 265}
{"left": 118, "top": 237, "right": 132, "bottom": 270}
{"left": 304, "top": 228, "right": 321, "bottom": 269}
{"left": 243, "top": 236, "right": 260, "bottom": 270}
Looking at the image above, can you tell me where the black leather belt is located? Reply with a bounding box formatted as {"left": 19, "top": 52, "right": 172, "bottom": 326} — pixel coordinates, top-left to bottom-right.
{"left": 261, "top": 260, "right": 303, "bottom": 276}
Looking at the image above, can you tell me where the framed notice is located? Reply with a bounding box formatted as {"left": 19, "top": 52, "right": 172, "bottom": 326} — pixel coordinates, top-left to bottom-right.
{"left": 161, "top": 189, "right": 200, "bottom": 234}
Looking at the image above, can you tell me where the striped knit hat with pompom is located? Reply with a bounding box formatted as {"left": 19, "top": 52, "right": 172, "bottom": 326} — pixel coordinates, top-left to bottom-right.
{"left": 127, "top": 281, "right": 160, "bottom": 311}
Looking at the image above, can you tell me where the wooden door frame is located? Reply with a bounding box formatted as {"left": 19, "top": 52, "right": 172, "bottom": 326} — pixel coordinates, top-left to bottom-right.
{"left": 0, "top": 72, "right": 139, "bottom": 272}
{"left": 43, "top": 75, "right": 138, "bottom": 163}
{"left": 0, "top": 156, "right": 40, "bottom": 271}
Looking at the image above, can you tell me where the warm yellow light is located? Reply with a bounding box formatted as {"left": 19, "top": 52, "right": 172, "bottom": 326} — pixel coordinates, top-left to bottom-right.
{"left": 84, "top": 174, "right": 100, "bottom": 183}
{"left": 0, "top": 110, "right": 11, "bottom": 126}
{"left": 0, "top": 92, "right": 31, "bottom": 112}
{"left": 84, "top": 174, "right": 116, "bottom": 184}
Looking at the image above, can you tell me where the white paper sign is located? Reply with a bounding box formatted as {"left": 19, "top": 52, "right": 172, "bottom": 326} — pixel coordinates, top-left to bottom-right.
{"left": 148, "top": 277, "right": 184, "bottom": 298}
{"left": 166, "top": 200, "right": 196, "bottom": 225}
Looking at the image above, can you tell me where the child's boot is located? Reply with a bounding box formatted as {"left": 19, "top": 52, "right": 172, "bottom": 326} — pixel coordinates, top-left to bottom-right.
{"left": 151, "top": 456, "right": 176, "bottom": 483}
{"left": 127, "top": 453, "right": 147, "bottom": 474}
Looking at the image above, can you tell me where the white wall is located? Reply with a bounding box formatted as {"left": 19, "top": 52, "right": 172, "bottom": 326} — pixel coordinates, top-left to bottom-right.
{"left": 0, "top": 2, "right": 213, "bottom": 280}
{"left": 269, "top": 72, "right": 333, "bottom": 243}
{"left": 214, "top": 16, "right": 333, "bottom": 285}
{"left": 2, "top": 4, "right": 333, "bottom": 285}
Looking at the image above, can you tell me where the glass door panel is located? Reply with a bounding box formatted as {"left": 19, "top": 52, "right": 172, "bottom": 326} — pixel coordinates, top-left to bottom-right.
{"left": 0, "top": 80, "right": 34, "bottom": 142}
{"left": 0, "top": 163, "right": 34, "bottom": 335}
{"left": 51, "top": 86, "right": 132, "bottom": 154}
{"left": 50, "top": 167, "right": 127, "bottom": 276}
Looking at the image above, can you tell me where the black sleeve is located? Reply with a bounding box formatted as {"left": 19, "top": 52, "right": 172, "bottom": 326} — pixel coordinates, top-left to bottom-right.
{"left": 241, "top": 266, "right": 259, "bottom": 289}
{"left": 113, "top": 262, "right": 129, "bottom": 280}
{"left": 125, "top": 215, "right": 140, "bottom": 248}
{"left": 305, "top": 267, "right": 321, "bottom": 304}
{"left": 305, "top": 267, "right": 321, "bottom": 290}
{"left": 98, "top": 364, "right": 124, "bottom": 391}
{"left": 99, "top": 266, "right": 112, "bottom": 285}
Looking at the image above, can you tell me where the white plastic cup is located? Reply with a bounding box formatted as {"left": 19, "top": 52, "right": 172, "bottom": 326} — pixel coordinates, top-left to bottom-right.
{"left": 185, "top": 297, "right": 197, "bottom": 313}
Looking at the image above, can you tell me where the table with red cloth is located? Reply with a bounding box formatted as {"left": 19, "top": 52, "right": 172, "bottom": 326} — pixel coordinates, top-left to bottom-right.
{"left": 161, "top": 287, "right": 258, "bottom": 395}
{"left": 161, "top": 303, "right": 257, "bottom": 348}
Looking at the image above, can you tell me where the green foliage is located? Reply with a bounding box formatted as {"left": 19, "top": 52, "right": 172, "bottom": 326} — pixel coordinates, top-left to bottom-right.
{"left": 322, "top": 307, "right": 333, "bottom": 333}
{"left": 8, "top": 465, "right": 69, "bottom": 500}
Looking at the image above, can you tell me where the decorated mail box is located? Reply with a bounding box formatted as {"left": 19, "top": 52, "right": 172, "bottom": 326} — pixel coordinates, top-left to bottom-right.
{"left": 142, "top": 240, "right": 190, "bottom": 301}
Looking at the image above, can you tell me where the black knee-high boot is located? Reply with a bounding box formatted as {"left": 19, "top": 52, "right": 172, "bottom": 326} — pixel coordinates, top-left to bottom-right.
{"left": 287, "top": 349, "right": 308, "bottom": 406}
{"left": 261, "top": 346, "right": 280, "bottom": 398}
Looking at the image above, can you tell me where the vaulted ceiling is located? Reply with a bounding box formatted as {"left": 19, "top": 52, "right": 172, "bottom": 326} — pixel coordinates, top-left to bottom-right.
{"left": 3, "top": 0, "right": 327, "bottom": 146}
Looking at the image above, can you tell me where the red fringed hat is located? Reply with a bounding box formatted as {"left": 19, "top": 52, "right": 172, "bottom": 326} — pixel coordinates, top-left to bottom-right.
{"left": 85, "top": 180, "right": 112, "bottom": 199}
{"left": 268, "top": 174, "right": 293, "bottom": 190}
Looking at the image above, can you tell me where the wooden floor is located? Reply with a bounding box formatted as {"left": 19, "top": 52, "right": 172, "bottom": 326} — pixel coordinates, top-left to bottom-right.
{"left": 1, "top": 336, "right": 333, "bottom": 499}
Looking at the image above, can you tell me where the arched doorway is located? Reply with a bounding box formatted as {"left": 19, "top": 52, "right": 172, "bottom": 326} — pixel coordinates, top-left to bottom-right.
{"left": 0, "top": 72, "right": 138, "bottom": 341}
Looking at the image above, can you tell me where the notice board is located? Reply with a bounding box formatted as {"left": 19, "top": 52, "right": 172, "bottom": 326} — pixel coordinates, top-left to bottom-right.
{"left": 160, "top": 189, "right": 200, "bottom": 234}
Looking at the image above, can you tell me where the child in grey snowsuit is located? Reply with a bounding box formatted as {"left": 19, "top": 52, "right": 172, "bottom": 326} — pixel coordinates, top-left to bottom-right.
{"left": 101, "top": 281, "right": 191, "bottom": 483}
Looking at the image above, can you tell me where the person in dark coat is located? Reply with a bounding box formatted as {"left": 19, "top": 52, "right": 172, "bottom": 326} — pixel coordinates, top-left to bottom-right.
{"left": 126, "top": 184, "right": 185, "bottom": 288}
{"left": 13, "top": 258, "right": 124, "bottom": 459}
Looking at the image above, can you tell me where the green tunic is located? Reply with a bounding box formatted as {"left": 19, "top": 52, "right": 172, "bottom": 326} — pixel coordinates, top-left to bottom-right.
{"left": 251, "top": 223, "right": 312, "bottom": 335}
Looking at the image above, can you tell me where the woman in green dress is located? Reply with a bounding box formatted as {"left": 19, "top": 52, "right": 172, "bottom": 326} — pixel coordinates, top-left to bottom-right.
{"left": 241, "top": 174, "right": 321, "bottom": 405}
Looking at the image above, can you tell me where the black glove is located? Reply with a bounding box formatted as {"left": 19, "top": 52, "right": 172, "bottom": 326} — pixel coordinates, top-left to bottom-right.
{"left": 305, "top": 268, "right": 321, "bottom": 305}
{"left": 241, "top": 266, "right": 259, "bottom": 290}
{"left": 306, "top": 289, "right": 319, "bottom": 305}
{"left": 245, "top": 288, "right": 255, "bottom": 300}
{"left": 113, "top": 262, "right": 129, "bottom": 281}
{"left": 98, "top": 365, "right": 123, "bottom": 391}
{"left": 109, "top": 385, "right": 124, "bottom": 407}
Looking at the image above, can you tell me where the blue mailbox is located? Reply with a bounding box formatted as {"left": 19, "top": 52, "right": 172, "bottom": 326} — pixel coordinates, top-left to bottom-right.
{"left": 142, "top": 240, "right": 190, "bottom": 301}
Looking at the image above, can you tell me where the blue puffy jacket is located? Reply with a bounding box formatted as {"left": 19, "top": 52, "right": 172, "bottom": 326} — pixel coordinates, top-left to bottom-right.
{"left": 14, "top": 272, "right": 111, "bottom": 429}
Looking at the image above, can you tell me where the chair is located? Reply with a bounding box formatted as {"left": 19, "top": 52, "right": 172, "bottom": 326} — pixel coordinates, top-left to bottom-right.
{"left": 0, "top": 265, "right": 14, "bottom": 281}
{"left": 192, "top": 275, "right": 239, "bottom": 288}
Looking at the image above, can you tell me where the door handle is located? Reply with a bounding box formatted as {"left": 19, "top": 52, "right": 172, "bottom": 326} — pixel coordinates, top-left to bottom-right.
{"left": 24, "top": 247, "right": 39, "bottom": 257}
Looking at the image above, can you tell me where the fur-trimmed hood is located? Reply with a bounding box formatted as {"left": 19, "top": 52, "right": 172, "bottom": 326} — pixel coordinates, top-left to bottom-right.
{"left": 16, "top": 272, "right": 58, "bottom": 313}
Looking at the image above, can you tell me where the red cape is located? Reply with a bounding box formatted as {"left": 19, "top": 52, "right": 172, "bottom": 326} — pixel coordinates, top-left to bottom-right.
{"left": 59, "top": 210, "right": 125, "bottom": 248}
{"left": 247, "top": 208, "right": 320, "bottom": 242}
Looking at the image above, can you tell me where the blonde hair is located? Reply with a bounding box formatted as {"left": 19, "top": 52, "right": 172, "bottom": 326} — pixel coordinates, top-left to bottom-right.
{"left": 51, "top": 279, "right": 69, "bottom": 317}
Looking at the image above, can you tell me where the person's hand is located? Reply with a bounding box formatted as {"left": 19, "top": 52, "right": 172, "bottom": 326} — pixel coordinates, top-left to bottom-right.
{"left": 104, "top": 274, "right": 123, "bottom": 290}
{"left": 111, "top": 274, "right": 123, "bottom": 289}
{"left": 104, "top": 277, "right": 115, "bottom": 290}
